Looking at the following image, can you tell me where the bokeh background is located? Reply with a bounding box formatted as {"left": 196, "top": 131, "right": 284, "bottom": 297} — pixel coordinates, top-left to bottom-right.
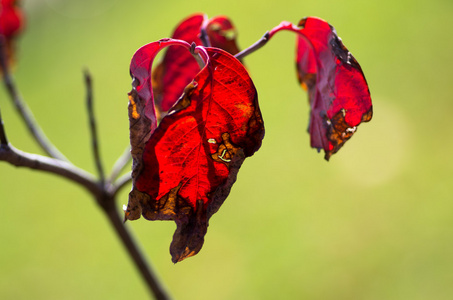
{"left": 1, "top": 0, "right": 452, "bottom": 299}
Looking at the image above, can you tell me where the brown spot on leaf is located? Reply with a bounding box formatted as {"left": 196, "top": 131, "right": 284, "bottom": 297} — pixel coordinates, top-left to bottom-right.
{"left": 128, "top": 94, "right": 140, "bottom": 119}
{"left": 126, "top": 183, "right": 206, "bottom": 263}
{"left": 362, "top": 106, "right": 373, "bottom": 123}
{"left": 211, "top": 132, "right": 240, "bottom": 166}
{"left": 298, "top": 73, "right": 316, "bottom": 91}
{"left": 329, "top": 28, "right": 362, "bottom": 71}
{"left": 325, "top": 109, "right": 359, "bottom": 160}
{"left": 168, "top": 82, "right": 197, "bottom": 113}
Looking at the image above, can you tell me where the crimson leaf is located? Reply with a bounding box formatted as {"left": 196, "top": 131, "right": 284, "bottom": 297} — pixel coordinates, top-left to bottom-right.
{"left": 126, "top": 40, "right": 264, "bottom": 263}
{"left": 269, "top": 17, "right": 372, "bottom": 160}
{"left": 152, "top": 13, "right": 241, "bottom": 116}
{"left": 297, "top": 17, "right": 372, "bottom": 160}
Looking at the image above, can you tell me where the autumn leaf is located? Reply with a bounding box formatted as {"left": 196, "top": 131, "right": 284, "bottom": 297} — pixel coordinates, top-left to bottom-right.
{"left": 152, "top": 13, "right": 241, "bottom": 116}
{"left": 0, "top": 0, "right": 24, "bottom": 65}
{"left": 151, "top": 14, "right": 204, "bottom": 115}
{"left": 126, "top": 41, "right": 264, "bottom": 263}
{"left": 295, "top": 17, "right": 372, "bottom": 160}
{"left": 205, "top": 16, "right": 240, "bottom": 55}
{"left": 268, "top": 17, "right": 372, "bottom": 160}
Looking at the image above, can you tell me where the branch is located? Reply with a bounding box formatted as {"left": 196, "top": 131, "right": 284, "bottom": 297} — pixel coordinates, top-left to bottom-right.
{"left": 102, "top": 201, "right": 171, "bottom": 300}
{"left": 235, "top": 21, "right": 304, "bottom": 61}
{"left": 85, "top": 70, "right": 105, "bottom": 184}
{"left": 0, "top": 37, "right": 170, "bottom": 300}
{"left": 234, "top": 32, "right": 270, "bottom": 61}
{"left": 111, "top": 172, "right": 132, "bottom": 197}
{"left": 108, "top": 145, "right": 131, "bottom": 183}
{"left": 0, "top": 144, "right": 100, "bottom": 196}
{"left": 0, "top": 107, "right": 8, "bottom": 145}
{"left": 0, "top": 37, "right": 69, "bottom": 161}
{"left": 82, "top": 71, "right": 169, "bottom": 299}
{"left": 0, "top": 142, "right": 169, "bottom": 299}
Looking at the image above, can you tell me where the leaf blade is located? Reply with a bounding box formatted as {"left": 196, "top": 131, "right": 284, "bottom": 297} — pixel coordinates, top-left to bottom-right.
{"left": 153, "top": 14, "right": 242, "bottom": 115}
{"left": 295, "top": 17, "right": 373, "bottom": 160}
{"left": 127, "top": 46, "right": 264, "bottom": 262}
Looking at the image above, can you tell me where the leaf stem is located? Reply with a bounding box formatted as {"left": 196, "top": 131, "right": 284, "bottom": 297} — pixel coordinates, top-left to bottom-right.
{"left": 199, "top": 14, "right": 211, "bottom": 48}
{"left": 85, "top": 70, "right": 105, "bottom": 184}
{"left": 193, "top": 44, "right": 209, "bottom": 65}
{"left": 0, "top": 37, "right": 69, "bottom": 161}
{"left": 267, "top": 21, "right": 301, "bottom": 38}
{"left": 190, "top": 42, "right": 206, "bottom": 70}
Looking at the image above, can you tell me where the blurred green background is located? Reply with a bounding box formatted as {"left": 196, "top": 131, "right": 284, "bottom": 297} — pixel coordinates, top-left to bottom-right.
{"left": 1, "top": 0, "right": 452, "bottom": 299}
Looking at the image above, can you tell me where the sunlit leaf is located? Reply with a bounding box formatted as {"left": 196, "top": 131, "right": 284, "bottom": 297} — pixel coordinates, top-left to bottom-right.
{"left": 126, "top": 43, "right": 264, "bottom": 263}
{"left": 153, "top": 13, "right": 241, "bottom": 116}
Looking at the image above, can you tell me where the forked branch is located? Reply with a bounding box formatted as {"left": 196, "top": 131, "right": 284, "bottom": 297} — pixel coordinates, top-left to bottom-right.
{"left": 0, "top": 41, "right": 170, "bottom": 299}
{"left": 0, "top": 37, "right": 69, "bottom": 161}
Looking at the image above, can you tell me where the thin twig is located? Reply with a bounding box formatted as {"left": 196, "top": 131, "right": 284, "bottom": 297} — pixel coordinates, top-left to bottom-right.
{"left": 110, "top": 172, "right": 132, "bottom": 197}
{"left": 0, "top": 144, "right": 100, "bottom": 196}
{"left": 0, "top": 107, "right": 8, "bottom": 145}
{"left": 1, "top": 36, "right": 170, "bottom": 300}
{"left": 102, "top": 201, "right": 171, "bottom": 300}
{"left": 0, "top": 37, "right": 69, "bottom": 161}
{"left": 234, "top": 32, "right": 270, "bottom": 61}
{"left": 0, "top": 142, "right": 169, "bottom": 299}
{"left": 84, "top": 70, "right": 105, "bottom": 183}
{"left": 108, "top": 145, "right": 131, "bottom": 183}
{"left": 82, "top": 72, "right": 169, "bottom": 297}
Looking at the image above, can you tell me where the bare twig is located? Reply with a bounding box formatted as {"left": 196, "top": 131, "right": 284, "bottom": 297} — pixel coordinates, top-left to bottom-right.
{"left": 234, "top": 32, "right": 270, "bottom": 61}
{"left": 0, "top": 108, "right": 8, "bottom": 146}
{"left": 0, "top": 37, "right": 69, "bottom": 161}
{"left": 111, "top": 172, "right": 132, "bottom": 197}
{"left": 102, "top": 201, "right": 171, "bottom": 300}
{"left": 108, "top": 145, "right": 131, "bottom": 183}
{"left": 84, "top": 70, "right": 105, "bottom": 184}
{"left": 0, "top": 141, "right": 170, "bottom": 299}
{"left": 0, "top": 144, "right": 100, "bottom": 196}
{"left": 0, "top": 142, "right": 170, "bottom": 300}
{"left": 0, "top": 57, "right": 170, "bottom": 298}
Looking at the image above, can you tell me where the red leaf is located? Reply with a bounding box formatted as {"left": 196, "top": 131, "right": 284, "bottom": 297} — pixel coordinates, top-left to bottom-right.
{"left": 153, "top": 13, "right": 241, "bottom": 115}
{"left": 269, "top": 18, "right": 372, "bottom": 160}
{"left": 205, "top": 16, "right": 240, "bottom": 55}
{"left": 126, "top": 45, "right": 264, "bottom": 263}
{"left": 152, "top": 14, "right": 205, "bottom": 114}
{"left": 127, "top": 39, "right": 190, "bottom": 188}
{"left": 0, "top": 0, "right": 25, "bottom": 65}
{"left": 295, "top": 17, "right": 372, "bottom": 160}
